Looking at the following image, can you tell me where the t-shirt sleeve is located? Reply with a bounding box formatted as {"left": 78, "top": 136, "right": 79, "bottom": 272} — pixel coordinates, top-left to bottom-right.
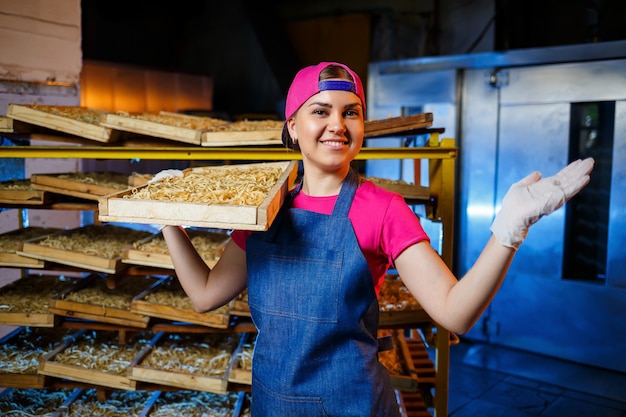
{"left": 380, "top": 193, "right": 430, "bottom": 264}
{"left": 230, "top": 229, "right": 252, "bottom": 250}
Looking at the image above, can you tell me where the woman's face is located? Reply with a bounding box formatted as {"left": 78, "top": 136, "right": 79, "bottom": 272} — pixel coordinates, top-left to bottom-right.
{"left": 287, "top": 89, "right": 364, "bottom": 174}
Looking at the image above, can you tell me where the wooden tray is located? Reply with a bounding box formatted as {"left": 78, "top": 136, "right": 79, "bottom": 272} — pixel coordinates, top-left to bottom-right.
{"left": 39, "top": 329, "right": 158, "bottom": 390}
{"left": 0, "top": 116, "right": 13, "bottom": 133}
{"left": 366, "top": 177, "right": 431, "bottom": 201}
{"left": 138, "top": 390, "right": 244, "bottom": 417}
{"left": 0, "top": 179, "right": 53, "bottom": 205}
{"left": 227, "top": 332, "right": 254, "bottom": 385}
{"left": 0, "top": 327, "right": 74, "bottom": 388}
{"left": 99, "top": 161, "right": 298, "bottom": 231}
{"left": 30, "top": 172, "right": 131, "bottom": 201}
{"left": 18, "top": 224, "right": 154, "bottom": 274}
{"left": 378, "top": 329, "right": 419, "bottom": 392}
{"left": 131, "top": 278, "right": 230, "bottom": 329}
{"left": 49, "top": 275, "right": 163, "bottom": 328}
{"left": 0, "top": 226, "right": 60, "bottom": 268}
{"left": 6, "top": 104, "right": 114, "bottom": 142}
{"left": 379, "top": 275, "right": 430, "bottom": 326}
{"left": 364, "top": 113, "right": 433, "bottom": 138}
{"left": 130, "top": 332, "right": 242, "bottom": 394}
{"left": 0, "top": 274, "right": 81, "bottom": 327}
{"left": 101, "top": 111, "right": 229, "bottom": 145}
{"left": 229, "top": 289, "right": 250, "bottom": 317}
{"left": 123, "top": 229, "right": 229, "bottom": 270}
{"left": 201, "top": 120, "right": 283, "bottom": 147}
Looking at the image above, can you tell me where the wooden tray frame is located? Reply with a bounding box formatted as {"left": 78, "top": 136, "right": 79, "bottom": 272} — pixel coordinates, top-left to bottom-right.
{"left": 0, "top": 180, "right": 53, "bottom": 205}
{"left": 201, "top": 130, "right": 282, "bottom": 146}
{"left": 131, "top": 279, "right": 230, "bottom": 329}
{"left": 0, "top": 275, "right": 79, "bottom": 327}
{"left": 30, "top": 172, "right": 130, "bottom": 201}
{"left": 227, "top": 332, "right": 253, "bottom": 385}
{"left": 0, "top": 227, "right": 62, "bottom": 268}
{"left": 17, "top": 225, "right": 151, "bottom": 274}
{"left": 382, "top": 330, "right": 419, "bottom": 392}
{"left": 49, "top": 275, "right": 163, "bottom": 328}
{"left": 129, "top": 332, "right": 242, "bottom": 394}
{"left": 39, "top": 329, "right": 159, "bottom": 390}
{"left": 101, "top": 111, "right": 215, "bottom": 145}
{"left": 0, "top": 327, "right": 74, "bottom": 388}
{"left": 6, "top": 104, "right": 114, "bottom": 142}
{"left": 99, "top": 161, "right": 298, "bottom": 231}
{"left": 122, "top": 230, "right": 229, "bottom": 270}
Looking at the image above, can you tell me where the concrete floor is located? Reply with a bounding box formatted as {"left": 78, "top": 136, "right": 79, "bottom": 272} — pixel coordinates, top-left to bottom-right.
{"left": 446, "top": 339, "right": 626, "bottom": 416}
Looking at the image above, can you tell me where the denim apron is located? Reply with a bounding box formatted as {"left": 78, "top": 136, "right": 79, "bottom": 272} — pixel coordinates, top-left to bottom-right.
{"left": 246, "top": 171, "right": 400, "bottom": 417}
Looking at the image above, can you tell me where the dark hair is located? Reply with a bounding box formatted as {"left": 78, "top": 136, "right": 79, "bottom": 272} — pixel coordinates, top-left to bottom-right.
{"left": 282, "top": 65, "right": 355, "bottom": 150}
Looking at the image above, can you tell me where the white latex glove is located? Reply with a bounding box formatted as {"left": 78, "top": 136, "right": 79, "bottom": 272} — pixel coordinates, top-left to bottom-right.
{"left": 490, "top": 157, "right": 594, "bottom": 250}
{"left": 148, "top": 169, "right": 184, "bottom": 184}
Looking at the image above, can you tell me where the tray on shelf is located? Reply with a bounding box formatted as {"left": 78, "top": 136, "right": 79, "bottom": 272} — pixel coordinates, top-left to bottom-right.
{"left": 0, "top": 226, "right": 61, "bottom": 268}
{"left": 123, "top": 229, "right": 229, "bottom": 270}
{"left": 229, "top": 289, "right": 250, "bottom": 317}
{"left": 130, "top": 332, "right": 242, "bottom": 394}
{"left": 201, "top": 119, "right": 283, "bottom": 147}
{"left": 366, "top": 177, "right": 431, "bottom": 202}
{"left": 99, "top": 161, "right": 298, "bottom": 231}
{"left": 0, "top": 179, "right": 55, "bottom": 205}
{"left": 227, "top": 332, "right": 254, "bottom": 386}
{"left": 30, "top": 171, "right": 131, "bottom": 201}
{"left": 18, "top": 224, "right": 154, "bottom": 274}
{"left": 0, "top": 327, "right": 75, "bottom": 388}
{"left": 49, "top": 275, "right": 163, "bottom": 328}
{"left": 364, "top": 113, "right": 433, "bottom": 138}
{"left": 39, "top": 329, "right": 157, "bottom": 390}
{"left": 378, "top": 329, "right": 419, "bottom": 392}
{"left": 139, "top": 390, "right": 245, "bottom": 417}
{"left": 101, "top": 111, "right": 230, "bottom": 145}
{"left": 379, "top": 274, "right": 429, "bottom": 326}
{"left": 0, "top": 274, "right": 81, "bottom": 327}
{"left": 5, "top": 104, "right": 115, "bottom": 142}
{"left": 131, "top": 278, "right": 230, "bottom": 329}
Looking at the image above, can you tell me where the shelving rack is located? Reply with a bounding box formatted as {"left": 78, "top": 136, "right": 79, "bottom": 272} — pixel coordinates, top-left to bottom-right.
{"left": 0, "top": 129, "right": 457, "bottom": 416}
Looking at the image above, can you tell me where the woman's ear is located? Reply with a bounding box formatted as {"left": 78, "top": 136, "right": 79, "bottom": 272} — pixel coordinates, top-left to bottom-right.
{"left": 286, "top": 118, "right": 297, "bottom": 142}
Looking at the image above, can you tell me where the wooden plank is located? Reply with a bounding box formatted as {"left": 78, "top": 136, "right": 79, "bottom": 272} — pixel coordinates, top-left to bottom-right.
{"left": 0, "top": 179, "right": 52, "bottom": 205}
{"left": 0, "top": 116, "right": 13, "bottom": 133}
{"left": 99, "top": 161, "right": 298, "bottom": 231}
{"left": 101, "top": 111, "right": 226, "bottom": 145}
{"left": 201, "top": 130, "right": 282, "bottom": 147}
{"left": 364, "top": 113, "right": 433, "bottom": 138}
{"left": 379, "top": 330, "right": 419, "bottom": 392}
{"left": 30, "top": 172, "right": 130, "bottom": 201}
{"left": 6, "top": 104, "right": 114, "bottom": 142}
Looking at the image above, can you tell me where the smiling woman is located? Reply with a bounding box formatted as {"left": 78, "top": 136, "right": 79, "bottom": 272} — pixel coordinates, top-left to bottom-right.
{"left": 159, "top": 61, "right": 594, "bottom": 417}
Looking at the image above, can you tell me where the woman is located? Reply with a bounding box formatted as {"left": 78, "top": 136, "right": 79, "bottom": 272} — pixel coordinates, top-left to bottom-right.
{"left": 161, "top": 62, "right": 594, "bottom": 416}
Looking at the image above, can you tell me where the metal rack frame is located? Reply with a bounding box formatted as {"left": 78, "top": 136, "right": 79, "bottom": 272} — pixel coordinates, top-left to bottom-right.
{"left": 0, "top": 135, "right": 457, "bottom": 416}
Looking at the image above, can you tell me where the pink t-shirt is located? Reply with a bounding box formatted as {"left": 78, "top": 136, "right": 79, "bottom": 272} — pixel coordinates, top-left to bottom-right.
{"left": 231, "top": 180, "right": 430, "bottom": 295}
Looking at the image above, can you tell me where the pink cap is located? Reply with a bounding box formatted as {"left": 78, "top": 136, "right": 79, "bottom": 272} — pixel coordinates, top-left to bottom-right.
{"left": 284, "top": 62, "right": 366, "bottom": 119}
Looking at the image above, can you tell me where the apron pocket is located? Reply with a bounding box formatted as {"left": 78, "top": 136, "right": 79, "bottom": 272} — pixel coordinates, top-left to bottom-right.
{"left": 253, "top": 377, "right": 330, "bottom": 417}
{"left": 248, "top": 243, "right": 342, "bottom": 323}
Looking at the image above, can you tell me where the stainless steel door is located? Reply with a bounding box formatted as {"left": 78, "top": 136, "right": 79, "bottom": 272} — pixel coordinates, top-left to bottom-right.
{"left": 461, "top": 59, "right": 626, "bottom": 372}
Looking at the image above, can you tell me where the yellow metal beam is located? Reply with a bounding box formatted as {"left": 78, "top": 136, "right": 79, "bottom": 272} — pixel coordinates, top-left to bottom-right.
{"left": 0, "top": 146, "right": 457, "bottom": 161}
